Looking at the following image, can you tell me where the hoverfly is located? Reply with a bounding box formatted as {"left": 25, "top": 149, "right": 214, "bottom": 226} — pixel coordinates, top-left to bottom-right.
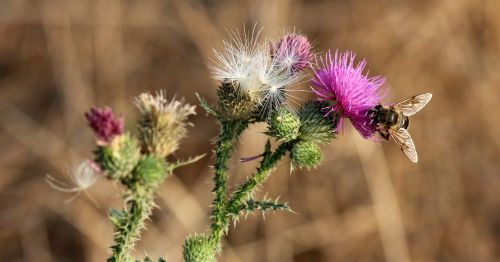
{"left": 368, "top": 93, "right": 432, "bottom": 163}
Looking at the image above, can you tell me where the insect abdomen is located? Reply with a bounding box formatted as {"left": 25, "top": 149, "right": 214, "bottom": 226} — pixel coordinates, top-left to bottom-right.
{"left": 401, "top": 115, "right": 409, "bottom": 129}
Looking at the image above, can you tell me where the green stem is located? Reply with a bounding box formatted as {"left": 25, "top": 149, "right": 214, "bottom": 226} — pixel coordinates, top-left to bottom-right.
{"left": 226, "top": 142, "right": 291, "bottom": 216}
{"left": 209, "top": 119, "right": 248, "bottom": 246}
{"left": 108, "top": 187, "right": 156, "bottom": 262}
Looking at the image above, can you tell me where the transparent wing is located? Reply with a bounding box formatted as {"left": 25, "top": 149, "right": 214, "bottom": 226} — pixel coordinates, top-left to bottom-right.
{"left": 394, "top": 93, "right": 432, "bottom": 116}
{"left": 389, "top": 128, "right": 418, "bottom": 163}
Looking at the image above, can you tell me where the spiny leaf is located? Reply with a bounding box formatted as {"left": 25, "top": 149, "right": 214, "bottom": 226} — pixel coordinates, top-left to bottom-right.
{"left": 196, "top": 93, "right": 220, "bottom": 118}
{"left": 167, "top": 153, "right": 207, "bottom": 173}
{"left": 232, "top": 197, "right": 294, "bottom": 217}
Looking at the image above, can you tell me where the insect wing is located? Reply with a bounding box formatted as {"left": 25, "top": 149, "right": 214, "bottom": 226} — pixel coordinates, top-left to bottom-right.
{"left": 394, "top": 93, "right": 432, "bottom": 116}
{"left": 389, "top": 128, "right": 418, "bottom": 163}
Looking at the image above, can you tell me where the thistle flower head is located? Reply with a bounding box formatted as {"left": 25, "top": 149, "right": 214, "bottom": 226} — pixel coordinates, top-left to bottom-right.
{"left": 270, "top": 33, "right": 313, "bottom": 73}
{"left": 45, "top": 160, "right": 101, "bottom": 203}
{"left": 134, "top": 91, "right": 196, "bottom": 157}
{"left": 311, "top": 50, "right": 385, "bottom": 138}
{"left": 211, "top": 27, "right": 305, "bottom": 120}
{"left": 85, "top": 107, "right": 124, "bottom": 144}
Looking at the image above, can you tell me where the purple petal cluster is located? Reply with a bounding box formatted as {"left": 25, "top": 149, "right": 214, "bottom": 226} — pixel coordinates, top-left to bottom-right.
{"left": 271, "top": 33, "right": 313, "bottom": 73}
{"left": 84, "top": 107, "right": 124, "bottom": 144}
{"left": 311, "top": 50, "right": 385, "bottom": 138}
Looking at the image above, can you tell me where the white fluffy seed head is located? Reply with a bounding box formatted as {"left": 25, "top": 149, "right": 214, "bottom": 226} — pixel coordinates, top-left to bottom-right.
{"left": 45, "top": 160, "right": 100, "bottom": 203}
{"left": 71, "top": 161, "right": 100, "bottom": 189}
{"left": 211, "top": 27, "right": 306, "bottom": 119}
{"left": 211, "top": 27, "right": 263, "bottom": 95}
{"left": 256, "top": 48, "right": 304, "bottom": 118}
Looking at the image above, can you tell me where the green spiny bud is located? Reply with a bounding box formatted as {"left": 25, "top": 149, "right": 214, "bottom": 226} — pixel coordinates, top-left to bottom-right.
{"left": 267, "top": 109, "right": 300, "bottom": 142}
{"left": 94, "top": 133, "right": 140, "bottom": 180}
{"left": 291, "top": 140, "right": 322, "bottom": 169}
{"left": 298, "top": 101, "right": 336, "bottom": 144}
{"left": 217, "top": 81, "right": 258, "bottom": 119}
{"left": 133, "top": 155, "right": 168, "bottom": 185}
{"left": 183, "top": 234, "right": 216, "bottom": 262}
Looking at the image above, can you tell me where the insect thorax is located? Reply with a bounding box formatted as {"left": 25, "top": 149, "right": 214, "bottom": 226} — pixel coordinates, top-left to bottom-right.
{"left": 377, "top": 106, "right": 399, "bottom": 128}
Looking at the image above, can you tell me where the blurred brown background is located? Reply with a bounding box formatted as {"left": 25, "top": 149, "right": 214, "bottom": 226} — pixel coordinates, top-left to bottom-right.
{"left": 1, "top": 0, "right": 499, "bottom": 261}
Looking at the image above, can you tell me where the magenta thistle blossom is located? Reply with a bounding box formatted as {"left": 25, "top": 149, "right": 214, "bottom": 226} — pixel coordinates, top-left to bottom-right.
{"left": 271, "top": 33, "right": 313, "bottom": 73}
{"left": 84, "top": 107, "right": 124, "bottom": 144}
{"left": 311, "top": 50, "right": 385, "bottom": 138}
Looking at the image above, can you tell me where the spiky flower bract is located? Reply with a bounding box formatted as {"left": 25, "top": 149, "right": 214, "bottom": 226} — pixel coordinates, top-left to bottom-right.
{"left": 311, "top": 50, "right": 385, "bottom": 138}
{"left": 134, "top": 91, "right": 196, "bottom": 157}
{"left": 85, "top": 107, "right": 124, "bottom": 144}
{"left": 297, "top": 101, "right": 337, "bottom": 144}
{"left": 216, "top": 80, "right": 257, "bottom": 119}
{"left": 270, "top": 33, "right": 313, "bottom": 73}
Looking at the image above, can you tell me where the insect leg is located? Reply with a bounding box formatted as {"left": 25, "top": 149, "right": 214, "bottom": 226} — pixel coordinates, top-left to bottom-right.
{"left": 378, "top": 129, "right": 390, "bottom": 140}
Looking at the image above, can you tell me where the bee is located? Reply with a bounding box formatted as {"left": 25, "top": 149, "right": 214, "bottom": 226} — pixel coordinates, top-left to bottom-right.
{"left": 368, "top": 93, "right": 432, "bottom": 163}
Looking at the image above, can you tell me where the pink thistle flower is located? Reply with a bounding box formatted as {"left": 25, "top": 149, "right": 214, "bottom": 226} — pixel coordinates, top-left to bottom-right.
{"left": 271, "top": 33, "right": 313, "bottom": 73}
{"left": 84, "top": 107, "right": 124, "bottom": 144}
{"left": 311, "top": 50, "right": 385, "bottom": 138}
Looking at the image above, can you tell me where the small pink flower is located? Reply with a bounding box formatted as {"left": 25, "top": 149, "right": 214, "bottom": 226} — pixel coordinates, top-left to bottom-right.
{"left": 271, "top": 33, "right": 313, "bottom": 73}
{"left": 311, "top": 50, "right": 385, "bottom": 138}
{"left": 84, "top": 107, "right": 124, "bottom": 144}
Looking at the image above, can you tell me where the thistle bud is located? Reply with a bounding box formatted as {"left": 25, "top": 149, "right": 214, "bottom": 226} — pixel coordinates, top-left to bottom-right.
{"left": 134, "top": 91, "right": 196, "bottom": 157}
{"left": 291, "top": 140, "right": 322, "bottom": 169}
{"left": 133, "top": 155, "right": 167, "bottom": 185}
{"left": 267, "top": 109, "right": 300, "bottom": 142}
{"left": 217, "top": 81, "right": 259, "bottom": 119}
{"left": 183, "top": 234, "right": 216, "bottom": 262}
{"left": 94, "top": 133, "right": 140, "bottom": 180}
{"left": 84, "top": 106, "right": 124, "bottom": 145}
{"left": 270, "top": 33, "right": 313, "bottom": 73}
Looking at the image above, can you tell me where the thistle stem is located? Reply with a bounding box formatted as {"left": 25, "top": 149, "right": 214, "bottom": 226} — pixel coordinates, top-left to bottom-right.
{"left": 226, "top": 142, "right": 291, "bottom": 216}
{"left": 108, "top": 187, "right": 156, "bottom": 262}
{"left": 209, "top": 119, "right": 248, "bottom": 246}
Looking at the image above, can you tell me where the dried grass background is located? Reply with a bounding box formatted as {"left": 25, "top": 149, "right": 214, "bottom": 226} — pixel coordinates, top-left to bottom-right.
{"left": 1, "top": 0, "right": 499, "bottom": 261}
